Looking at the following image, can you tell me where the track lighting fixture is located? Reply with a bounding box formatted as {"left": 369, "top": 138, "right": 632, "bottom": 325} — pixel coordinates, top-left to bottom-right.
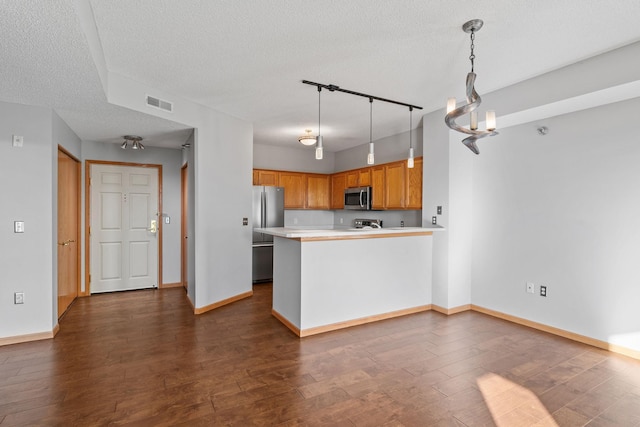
{"left": 121, "top": 135, "right": 145, "bottom": 150}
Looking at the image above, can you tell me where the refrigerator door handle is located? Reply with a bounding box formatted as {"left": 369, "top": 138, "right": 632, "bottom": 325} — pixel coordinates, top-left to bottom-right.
{"left": 261, "top": 191, "right": 267, "bottom": 228}
{"left": 252, "top": 242, "right": 274, "bottom": 248}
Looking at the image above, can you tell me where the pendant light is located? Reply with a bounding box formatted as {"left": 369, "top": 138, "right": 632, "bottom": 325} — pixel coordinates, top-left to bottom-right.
{"left": 407, "top": 107, "right": 414, "bottom": 168}
{"left": 367, "top": 98, "right": 374, "bottom": 165}
{"left": 315, "top": 86, "right": 323, "bottom": 160}
{"left": 444, "top": 19, "right": 498, "bottom": 154}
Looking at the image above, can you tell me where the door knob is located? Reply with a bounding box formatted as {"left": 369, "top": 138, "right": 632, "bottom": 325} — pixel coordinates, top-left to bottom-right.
{"left": 148, "top": 220, "right": 158, "bottom": 234}
{"left": 58, "top": 239, "right": 75, "bottom": 246}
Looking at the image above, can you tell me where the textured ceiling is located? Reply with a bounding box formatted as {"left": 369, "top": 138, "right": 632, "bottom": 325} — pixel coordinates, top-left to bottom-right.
{"left": 2, "top": 1, "right": 640, "bottom": 150}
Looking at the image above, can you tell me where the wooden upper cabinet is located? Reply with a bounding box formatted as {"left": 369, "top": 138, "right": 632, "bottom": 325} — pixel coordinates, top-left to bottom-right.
{"left": 371, "top": 166, "right": 385, "bottom": 210}
{"left": 406, "top": 157, "right": 423, "bottom": 210}
{"left": 385, "top": 161, "right": 406, "bottom": 209}
{"left": 331, "top": 173, "right": 346, "bottom": 209}
{"left": 278, "top": 172, "right": 306, "bottom": 209}
{"left": 358, "top": 169, "right": 371, "bottom": 187}
{"left": 345, "top": 171, "right": 359, "bottom": 188}
{"left": 253, "top": 169, "right": 279, "bottom": 186}
{"left": 306, "top": 174, "right": 330, "bottom": 209}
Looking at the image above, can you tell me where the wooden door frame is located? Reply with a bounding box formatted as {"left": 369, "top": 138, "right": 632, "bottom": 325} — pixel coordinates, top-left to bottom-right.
{"left": 181, "top": 162, "right": 188, "bottom": 290}
{"left": 57, "top": 146, "right": 81, "bottom": 307}
{"left": 84, "top": 160, "right": 163, "bottom": 295}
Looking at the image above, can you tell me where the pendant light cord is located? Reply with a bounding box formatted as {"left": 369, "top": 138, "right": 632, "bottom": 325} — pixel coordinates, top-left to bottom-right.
{"left": 409, "top": 106, "right": 413, "bottom": 150}
{"left": 317, "top": 86, "right": 322, "bottom": 136}
{"left": 369, "top": 97, "right": 373, "bottom": 144}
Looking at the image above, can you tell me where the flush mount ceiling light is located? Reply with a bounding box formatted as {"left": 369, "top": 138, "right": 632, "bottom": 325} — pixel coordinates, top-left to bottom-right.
{"left": 445, "top": 19, "right": 498, "bottom": 155}
{"left": 121, "top": 135, "right": 145, "bottom": 150}
{"left": 302, "top": 80, "right": 422, "bottom": 164}
{"left": 298, "top": 129, "right": 316, "bottom": 146}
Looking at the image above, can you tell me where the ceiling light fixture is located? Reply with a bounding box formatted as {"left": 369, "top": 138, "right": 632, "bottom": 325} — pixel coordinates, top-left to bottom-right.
{"left": 121, "top": 135, "right": 145, "bottom": 150}
{"left": 302, "top": 80, "right": 422, "bottom": 163}
{"left": 315, "top": 87, "right": 323, "bottom": 160}
{"left": 445, "top": 19, "right": 498, "bottom": 155}
{"left": 407, "top": 107, "right": 414, "bottom": 169}
{"left": 298, "top": 129, "right": 316, "bottom": 146}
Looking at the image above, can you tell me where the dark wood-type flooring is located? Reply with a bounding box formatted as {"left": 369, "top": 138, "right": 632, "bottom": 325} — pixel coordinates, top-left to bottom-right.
{"left": 1, "top": 284, "right": 640, "bottom": 426}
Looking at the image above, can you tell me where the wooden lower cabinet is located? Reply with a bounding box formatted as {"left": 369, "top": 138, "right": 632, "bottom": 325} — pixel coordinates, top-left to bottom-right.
{"left": 331, "top": 173, "right": 346, "bottom": 209}
{"left": 306, "top": 174, "right": 330, "bottom": 209}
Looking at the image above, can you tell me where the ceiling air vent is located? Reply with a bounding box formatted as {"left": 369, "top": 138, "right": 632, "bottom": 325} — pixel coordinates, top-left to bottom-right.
{"left": 146, "top": 95, "right": 173, "bottom": 113}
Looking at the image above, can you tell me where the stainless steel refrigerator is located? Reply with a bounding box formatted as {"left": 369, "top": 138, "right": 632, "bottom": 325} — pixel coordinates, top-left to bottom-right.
{"left": 252, "top": 186, "right": 285, "bottom": 283}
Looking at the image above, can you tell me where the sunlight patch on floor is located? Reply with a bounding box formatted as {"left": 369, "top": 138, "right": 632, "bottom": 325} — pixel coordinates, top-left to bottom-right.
{"left": 477, "top": 372, "right": 558, "bottom": 426}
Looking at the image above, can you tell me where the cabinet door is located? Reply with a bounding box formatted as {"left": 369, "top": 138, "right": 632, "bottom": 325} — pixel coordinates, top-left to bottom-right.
{"left": 406, "top": 157, "right": 422, "bottom": 209}
{"left": 254, "top": 169, "right": 279, "bottom": 186}
{"left": 385, "top": 161, "right": 406, "bottom": 209}
{"left": 346, "top": 171, "right": 359, "bottom": 188}
{"left": 279, "top": 172, "right": 306, "bottom": 209}
{"left": 307, "top": 174, "right": 331, "bottom": 209}
{"left": 358, "top": 169, "right": 371, "bottom": 187}
{"left": 371, "top": 166, "right": 385, "bottom": 210}
{"left": 331, "top": 173, "right": 346, "bottom": 209}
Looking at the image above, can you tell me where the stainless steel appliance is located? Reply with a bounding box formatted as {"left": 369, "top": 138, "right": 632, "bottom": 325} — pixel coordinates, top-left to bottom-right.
{"left": 354, "top": 218, "right": 383, "bottom": 228}
{"left": 344, "top": 186, "right": 372, "bottom": 210}
{"left": 252, "top": 186, "right": 284, "bottom": 283}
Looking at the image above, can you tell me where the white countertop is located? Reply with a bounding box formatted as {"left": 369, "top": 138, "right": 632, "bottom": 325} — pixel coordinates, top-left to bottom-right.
{"left": 255, "top": 225, "right": 444, "bottom": 239}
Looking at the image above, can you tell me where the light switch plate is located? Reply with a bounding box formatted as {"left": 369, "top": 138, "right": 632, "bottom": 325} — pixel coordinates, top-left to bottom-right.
{"left": 14, "top": 221, "right": 25, "bottom": 233}
{"left": 12, "top": 135, "right": 24, "bottom": 147}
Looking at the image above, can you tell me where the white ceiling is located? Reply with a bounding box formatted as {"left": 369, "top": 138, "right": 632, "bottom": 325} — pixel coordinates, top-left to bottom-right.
{"left": 2, "top": 1, "right": 640, "bottom": 151}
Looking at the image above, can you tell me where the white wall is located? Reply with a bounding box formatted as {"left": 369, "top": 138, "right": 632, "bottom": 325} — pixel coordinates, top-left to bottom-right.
{"left": 423, "top": 40, "right": 640, "bottom": 353}
{"left": 254, "top": 143, "right": 335, "bottom": 174}
{"left": 335, "top": 128, "right": 422, "bottom": 172}
{"left": 0, "top": 101, "right": 55, "bottom": 339}
{"left": 471, "top": 98, "right": 640, "bottom": 352}
{"left": 82, "top": 141, "right": 184, "bottom": 286}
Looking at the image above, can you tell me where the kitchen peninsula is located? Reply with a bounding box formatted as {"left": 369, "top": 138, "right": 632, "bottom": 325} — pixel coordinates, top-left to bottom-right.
{"left": 257, "top": 226, "right": 442, "bottom": 337}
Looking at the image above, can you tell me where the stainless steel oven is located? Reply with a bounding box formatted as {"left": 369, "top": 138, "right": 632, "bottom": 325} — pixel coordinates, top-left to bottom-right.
{"left": 344, "top": 186, "right": 372, "bottom": 210}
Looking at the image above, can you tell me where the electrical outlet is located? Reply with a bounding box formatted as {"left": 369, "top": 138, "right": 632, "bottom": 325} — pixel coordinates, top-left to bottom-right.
{"left": 242, "top": 217, "right": 248, "bottom": 226}
{"left": 432, "top": 216, "right": 437, "bottom": 225}
{"left": 526, "top": 282, "right": 535, "bottom": 294}
{"left": 14, "top": 292, "right": 24, "bottom": 304}
{"left": 540, "top": 285, "right": 547, "bottom": 297}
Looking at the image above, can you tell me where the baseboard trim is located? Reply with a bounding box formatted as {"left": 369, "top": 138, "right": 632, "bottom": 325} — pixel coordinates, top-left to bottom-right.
{"left": 271, "top": 309, "right": 301, "bottom": 336}
{"left": 161, "top": 282, "right": 183, "bottom": 289}
{"left": 432, "top": 304, "right": 471, "bottom": 315}
{"left": 470, "top": 304, "right": 640, "bottom": 360}
{"left": 194, "top": 290, "right": 253, "bottom": 315}
{"left": 276, "top": 305, "right": 432, "bottom": 338}
{"left": 0, "top": 324, "right": 60, "bottom": 347}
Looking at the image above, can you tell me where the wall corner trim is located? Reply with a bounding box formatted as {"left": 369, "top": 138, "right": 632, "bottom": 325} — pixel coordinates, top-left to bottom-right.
{"left": 0, "top": 324, "right": 60, "bottom": 347}
{"left": 194, "top": 290, "right": 253, "bottom": 315}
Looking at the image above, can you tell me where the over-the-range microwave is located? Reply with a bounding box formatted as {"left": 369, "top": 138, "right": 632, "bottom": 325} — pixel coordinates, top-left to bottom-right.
{"left": 344, "top": 186, "right": 372, "bottom": 210}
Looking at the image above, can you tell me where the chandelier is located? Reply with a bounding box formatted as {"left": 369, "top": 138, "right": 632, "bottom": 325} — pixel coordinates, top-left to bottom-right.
{"left": 445, "top": 19, "right": 497, "bottom": 155}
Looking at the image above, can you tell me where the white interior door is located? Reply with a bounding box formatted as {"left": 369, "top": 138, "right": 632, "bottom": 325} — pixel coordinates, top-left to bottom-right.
{"left": 90, "top": 164, "right": 159, "bottom": 293}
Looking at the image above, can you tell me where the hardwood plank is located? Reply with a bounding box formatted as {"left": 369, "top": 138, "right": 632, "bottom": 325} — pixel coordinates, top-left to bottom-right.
{"left": 2, "top": 285, "right": 640, "bottom": 425}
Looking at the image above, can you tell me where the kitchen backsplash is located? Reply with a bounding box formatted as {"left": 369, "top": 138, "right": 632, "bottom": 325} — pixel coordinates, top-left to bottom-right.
{"left": 284, "top": 210, "right": 421, "bottom": 228}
